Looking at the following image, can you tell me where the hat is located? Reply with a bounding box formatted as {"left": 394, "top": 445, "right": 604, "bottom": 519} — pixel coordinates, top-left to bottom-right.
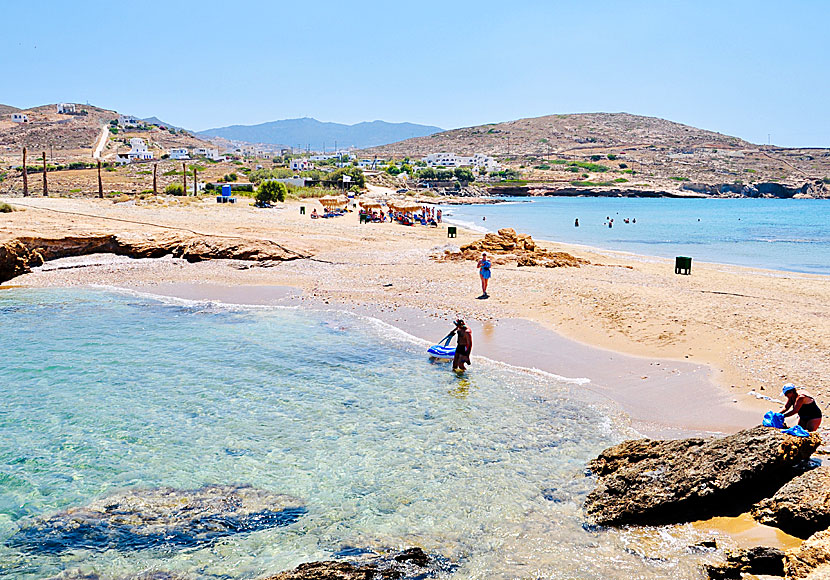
{"left": 782, "top": 383, "right": 797, "bottom": 395}
{"left": 454, "top": 319, "right": 465, "bottom": 327}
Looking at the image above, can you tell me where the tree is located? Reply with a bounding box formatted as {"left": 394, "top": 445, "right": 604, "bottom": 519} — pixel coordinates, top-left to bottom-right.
{"left": 590, "top": 155, "right": 602, "bottom": 162}
{"left": 327, "top": 167, "right": 365, "bottom": 189}
{"left": 607, "top": 154, "right": 618, "bottom": 160}
{"left": 454, "top": 167, "right": 475, "bottom": 183}
{"left": 386, "top": 164, "right": 401, "bottom": 176}
{"left": 417, "top": 167, "right": 436, "bottom": 179}
{"left": 256, "top": 180, "right": 287, "bottom": 204}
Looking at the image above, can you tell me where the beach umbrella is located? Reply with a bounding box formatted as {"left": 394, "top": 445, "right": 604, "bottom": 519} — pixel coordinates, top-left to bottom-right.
{"left": 319, "top": 195, "right": 348, "bottom": 208}
{"left": 359, "top": 199, "right": 383, "bottom": 210}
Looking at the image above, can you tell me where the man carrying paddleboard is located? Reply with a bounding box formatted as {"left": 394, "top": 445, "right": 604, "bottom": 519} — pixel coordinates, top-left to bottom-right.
{"left": 451, "top": 319, "right": 472, "bottom": 372}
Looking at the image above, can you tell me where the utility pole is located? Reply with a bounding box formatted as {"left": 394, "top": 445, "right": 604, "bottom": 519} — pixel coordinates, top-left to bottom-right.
{"left": 42, "top": 151, "right": 48, "bottom": 196}
{"left": 97, "top": 160, "right": 103, "bottom": 198}
{"left": 193, "top": 166, "right": 198, "bottom": 196}
{"left": 153, "top": 163, "right": 157, "bottom": 194}
{"left": 182, "top": 162, "right": 187, "bottom": 195}
{"left": 22, "top": 147, "right": 28, "bottom": 197}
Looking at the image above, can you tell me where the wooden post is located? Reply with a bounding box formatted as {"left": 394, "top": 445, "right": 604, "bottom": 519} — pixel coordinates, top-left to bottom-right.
{"left": 97, "top": 160, "right": 103, "bottom": 198}
{"left": 153, "top": 163, "right": 158, "bottom": 194}
{"left": 22, "top": 147, "right": 28, "bottom": 197}
{"left": 193, "top": 166, "right": 197, "bottom": 196}
{"left": 182, "top": 162, "right": 186, "bottom": 195}
{"left": 42, "top": 151, "right": 48, "bottom": 196}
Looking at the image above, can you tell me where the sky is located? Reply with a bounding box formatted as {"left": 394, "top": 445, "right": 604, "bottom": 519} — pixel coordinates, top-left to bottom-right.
{"left": 2, "top": 0, "right": 828, "bottom": 147}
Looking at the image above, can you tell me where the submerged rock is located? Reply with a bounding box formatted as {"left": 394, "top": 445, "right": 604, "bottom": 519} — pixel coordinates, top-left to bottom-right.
{"left": 7, "top": 484, "right": 305, "bottom": 554}
{"left": 785, "top": 529, "right": 830, "bottom": 579}
{"left": 752, "top": 466, "right": 830, "bottom": 539}
{"left": 265, "top": 547, "right": 447, "bottom": 580}
{"left": 584, "top": 426, "right": 821, "bottom": 525}
{"left": 704, "top": 546, "right": 786, "bottom": 579}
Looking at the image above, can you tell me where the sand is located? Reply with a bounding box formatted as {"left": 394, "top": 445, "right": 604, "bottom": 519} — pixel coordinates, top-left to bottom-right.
{"left": 2, "top": 195, "right": 829, "bottom": 437}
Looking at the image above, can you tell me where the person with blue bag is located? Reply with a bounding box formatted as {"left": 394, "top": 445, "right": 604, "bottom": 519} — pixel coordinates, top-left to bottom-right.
{"left": 477, "top": 252, "right": 491, "bottom": 299}
{"left": 780, "top": 383, "right": 823, "bottom": 432}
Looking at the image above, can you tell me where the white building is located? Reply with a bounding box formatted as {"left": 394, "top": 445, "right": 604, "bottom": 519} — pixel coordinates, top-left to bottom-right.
{"left": 290, "top": 158, "right": 314, "bottom": 171}
{"left": 192, "top": 147, "right": 224, "bottom": 162}
{"left": 119, "top": 114, "right": 141, "bottom": 128}
{"left": 169, "top": 148, "right": 190, "bottom": 160}
{"left": 423, "top": 152, "right": 499, "bottom": 171}
{"left": 11, "top": 113, "right": 28, "bottom": 123}
{"left": 126, "top": 138, "right": 153, "bottom": 161}
{"left": 357, "top": 159, "right": 385, "bottom": 169}
{"left": 57, "top": 103, "right": 76, "bottom": 114}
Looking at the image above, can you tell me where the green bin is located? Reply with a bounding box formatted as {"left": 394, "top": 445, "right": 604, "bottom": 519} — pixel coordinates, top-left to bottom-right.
{"left": 448, "top": 226, "right": 457, "bottom": 238}
{"left": 300, "top": 206, "right": 305, "bottom": 215}
{"left": 675, "top": 256, "right": 692, "bottom": 275}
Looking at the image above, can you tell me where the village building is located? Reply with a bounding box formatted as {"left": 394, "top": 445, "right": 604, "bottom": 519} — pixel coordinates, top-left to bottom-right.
{"left": 11, "top": 113, "right": 28, "bottom": 123}
{"left": 423, "top": 152, "right": 499, "bottom": 171}
{"left": 117, "top": 138, "right": 154, "bottom": 164}
{"left": 192, "top": 147, "right": 224, "bottom": 162}
{"left": 356, "top": 159, "right": 385, "bottom": 169}
{"left": 290, "top": 158, "right": 314, "bottom": 171}
{"left": 118, "top": 114, "right": 141, "bottom": 128}
{"left": 169, "top": 148, "right": 190, "bottom": 160}
{"left": 57, "top": 103, "right": 76, "bottom": 114}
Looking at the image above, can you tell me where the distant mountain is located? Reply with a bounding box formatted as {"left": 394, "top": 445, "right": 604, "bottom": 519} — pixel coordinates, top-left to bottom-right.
{"left": 0, "top": 104, "right": 21, "bottom": 116}
{"left": 197, "top": 117, "right": 443, "bottom": 150}
{"left": 142, "top": 116, "right": 185, "bottom": 131}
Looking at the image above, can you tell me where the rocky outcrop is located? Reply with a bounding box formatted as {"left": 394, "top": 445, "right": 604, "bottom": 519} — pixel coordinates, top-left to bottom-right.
{"left": 682, "top": 181, "right": 819, "bottom": 198}
{"left": 752, "top": 467, "right": 830, "bottom": 539}
{"left": 0, "top": 234, "right": 310, "bottom": 283}
{"left": 584, "top": 426, "right": 822, "bottom": 526}
{"left": 7, "top": 484, "right": 306, "bottom": 554}
{"left": 438, "top": 228, "right": 589, "bottom": 268}
{"left": 704, "top": 546, "right": 786, "bottom": 579}
{"left": 264, "top": 547, "right": 448, "bottom": 580}
{"left": 785, "top": 529, "right": 830, "bottom": 579}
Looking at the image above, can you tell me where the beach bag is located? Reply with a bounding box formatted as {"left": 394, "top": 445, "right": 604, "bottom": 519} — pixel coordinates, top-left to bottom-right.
{"left": 762, "top": 411, "right": 786, "bottom": 429}
{"left": 782, "top": 425, "right": 810, "bottom": 438}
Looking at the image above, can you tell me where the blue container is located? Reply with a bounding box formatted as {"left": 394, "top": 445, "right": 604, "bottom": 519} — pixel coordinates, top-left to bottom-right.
{"left": 221, "top": 184, "right": 232, "bottom": 197}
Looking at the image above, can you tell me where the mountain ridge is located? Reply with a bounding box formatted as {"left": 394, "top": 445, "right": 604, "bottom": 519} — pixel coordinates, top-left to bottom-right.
{"left": 198, "top": 117, "right": 443, "bottom": 150}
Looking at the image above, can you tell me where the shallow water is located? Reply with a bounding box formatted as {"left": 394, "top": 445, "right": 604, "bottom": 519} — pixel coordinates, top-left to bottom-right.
{"left": 441, "top": 197, "right": 830, "bottom": 274}
{"left": 0, "top": 288, "right": 727, "bottom": 578}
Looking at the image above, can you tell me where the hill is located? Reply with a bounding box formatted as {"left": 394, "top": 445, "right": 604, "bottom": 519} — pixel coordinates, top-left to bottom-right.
{"left": 0, "top": 104, "right": 21, "bottom": 116}
{"left": 198, "top": 117, "right": 443, "bottom": 150}
{"left": 362, "top": 113, "right": 830, "bottom": 195}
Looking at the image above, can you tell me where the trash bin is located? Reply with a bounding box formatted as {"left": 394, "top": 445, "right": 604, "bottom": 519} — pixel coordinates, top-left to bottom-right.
{"left": 300, "top": 206, "right": 305, "bottom": 215}
{"left": 448, "top": 226, "right": 457, "bottom": 238}
{"left": 675, "top": 256, "right": 692, "bottom": 275}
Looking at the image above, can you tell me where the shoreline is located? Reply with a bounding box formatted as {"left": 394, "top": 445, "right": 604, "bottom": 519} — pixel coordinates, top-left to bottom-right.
{"left": 2, "top": 196, "right": 828, "bottom": 440}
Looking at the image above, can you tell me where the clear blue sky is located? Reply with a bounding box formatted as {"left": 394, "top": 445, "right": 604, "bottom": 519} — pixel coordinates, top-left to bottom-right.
{"left": 2, "top": 0, "right": 828, "bottom": 147}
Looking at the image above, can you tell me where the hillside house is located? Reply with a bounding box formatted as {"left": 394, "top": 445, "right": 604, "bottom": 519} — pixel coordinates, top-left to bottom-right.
{"left": 290, "top": 158, "right": 314, "bottom": 171}
{"left": 57, "top": 103, "right": 76, "bottom": 114}
{"left": 357, "top": 159, "right": 385, "bottom": 169}
{"left": 119, "top": 114, "right": 141, "bottom": 128}
{"left": 169, "top": 148, "right": 189, "bottom": 160}
{"left": 11, "top": 113, "right": 28, "bottom": 123}
{"left": 423, "top": 152, "right": 499, "bottom": 171}
{"left": 192, "top": 147, "right": 224, "bottom": 162}
{"left": 116, "top": 138, "right": 154, "bottom": 164}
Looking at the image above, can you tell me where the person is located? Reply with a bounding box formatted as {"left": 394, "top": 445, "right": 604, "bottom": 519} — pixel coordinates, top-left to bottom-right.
{"left": 477, "top": 252, "right": 491, "bottom": 298}
{"left": 437, "top": 209, "right": 442, "bottom": 223}
{"left": 311, "top": 208, "right": 319, "bottom": 219}
{"left": 574, "top": 218, "right": 579, "bottom": 227}
{"left": 451, "top": 319, "right": 472, "bottom": 372}
{"left": 780, "top": 383, "right": 822, "bottom": 432}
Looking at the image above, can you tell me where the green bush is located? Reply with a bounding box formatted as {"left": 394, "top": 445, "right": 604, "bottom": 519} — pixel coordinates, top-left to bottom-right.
{"left": 571, "top": 180, "right": 613, "bottom": 187}
{"left": 590, "top": 155, "right": 602, "bottom": 162}
{"left": 823, "top": 177, "right": 830, "bottom": 184}
{"left": 256, "top": 180, "right": 287, "bottom": 204}
{"left": 613, "top": 178, "right": 629, "bottom": 183}
{"left": 669, "top": 176, "right": 690, "bottom": 181}
{"left": 385, "top": 164, "right": 401, "bottom": 176}
{"left": 326, "top": 167, "right": 365, "bottom": 189}
{"left": 618, "top": 163, "right": 628, "bottom": 169}
{"left": 165, "top": 183, "right": 185, "bottom": 196}
{"left": 0, "top": 202, "right": 15, "bottom": 213}
{"left": 621, "top": 169, "right": 636, "bottom": 174}
{"left": 454, "top": 168, "right": 475, "bottom": 183}
{"left": 607, "top": 154, "right": 617, "bottom": 160}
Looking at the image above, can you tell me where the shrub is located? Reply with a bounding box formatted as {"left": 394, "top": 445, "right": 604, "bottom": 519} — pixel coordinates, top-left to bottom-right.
{"left": 613, "top": 178, "right": 629, "bottom": 183}
{"left": 618, "top": 163, "right": 628, "bottom": 169}
{"left": 454, "top": 168, "right": 475, "bottom": 183}
{"left": 607, "top": 154, "right": 617, "bottom": 160}
{"left": 256, "top": 180, "right": 287, "bottom": 204}
{"left": 823, "top": 177, "right": 830, "bottom": 184}
{"left": 669, "top": 176, "right": 690, "bottom": 181}
{"left": 0, "top": 202, "right": 15, "bottom": 213}
{"left": 571, "top": 180, "right": 613, "bottom": 187}
{"left": 590, "top": 155, "right": 602, "bottom": 162}
{"left": 385, "top": 164, "right": 401, "bottom": 176}
{"left": 165, "top": 183, "right": 185, "bottom": 196}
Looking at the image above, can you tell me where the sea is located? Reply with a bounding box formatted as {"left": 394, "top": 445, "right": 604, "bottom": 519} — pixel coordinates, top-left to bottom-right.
{"left": 440, "top": 197, "right": 830, "bottom": 275}
{"left": 0, "top": 288, "right": 730, "bottom": 579}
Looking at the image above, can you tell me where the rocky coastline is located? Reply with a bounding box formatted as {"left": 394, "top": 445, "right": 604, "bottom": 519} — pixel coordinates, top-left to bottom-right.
{"left": 584, "top": 426, "right": 830, "bottom": 579}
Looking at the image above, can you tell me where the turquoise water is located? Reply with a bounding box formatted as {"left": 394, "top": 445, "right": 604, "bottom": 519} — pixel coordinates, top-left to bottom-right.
{"left": 441, "top": 197, "right": 830, "bottom": 274}
{"left": 0, "top": 288, "right": 723, "bottom": 579}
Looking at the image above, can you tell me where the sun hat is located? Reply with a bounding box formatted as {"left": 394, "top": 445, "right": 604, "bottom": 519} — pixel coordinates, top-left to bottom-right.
{"left": 782, "top": 383, "right": 797, "bottom": 395}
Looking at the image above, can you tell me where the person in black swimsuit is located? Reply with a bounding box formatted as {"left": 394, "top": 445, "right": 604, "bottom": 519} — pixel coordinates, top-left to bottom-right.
{"left": 780, "top": 383, "right": 823, "bottom": 432}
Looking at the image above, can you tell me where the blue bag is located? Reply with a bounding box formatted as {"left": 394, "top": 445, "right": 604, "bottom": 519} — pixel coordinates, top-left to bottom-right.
{"left": 782, "top": 425, "right": 810, "bottom": 438}
{"left": 762, "top": 411, "right": 786, "bottom": 429}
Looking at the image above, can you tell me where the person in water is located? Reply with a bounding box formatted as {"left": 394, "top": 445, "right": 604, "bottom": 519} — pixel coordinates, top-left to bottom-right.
{"left": 451, "top": 319, "right": 472, "bottom": 372}
{"left": 477, "top": 252, "right": 491, "bottom": 298}
{"left": 780, "top": 383, "right": 822, "bottom": 431}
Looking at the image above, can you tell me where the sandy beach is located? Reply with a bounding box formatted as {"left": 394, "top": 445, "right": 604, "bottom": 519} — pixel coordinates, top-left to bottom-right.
{"left": 3, "top": 195, "right": 828, "bottom": 438}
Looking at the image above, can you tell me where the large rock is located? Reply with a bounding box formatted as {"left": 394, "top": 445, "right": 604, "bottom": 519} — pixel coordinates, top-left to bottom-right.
{"left": 752, "top": 466, "right": 830, "bottom": 539}
{"left": 265, "top": 547, "right": 446, "bottom": 580}
{"left": 437, "top": 228, "right": 589, "bottom": 268}
{"left": 7, "top": 484, "right": 306, "bottom": 554}
{"left": 785, "top": 529, "right": 830, "bottom": 579}
{"left": 584, "top": 426, "right": 821, "bottom": 526}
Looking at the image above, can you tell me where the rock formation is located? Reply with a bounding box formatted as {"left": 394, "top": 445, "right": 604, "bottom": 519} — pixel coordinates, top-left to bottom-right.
{"left": 437, "top": 228, "right": 588, "bottom": 268}
{"left": 264, "top": 547, "right": 447, "bottom": 580}
{"left": 7, "top": 484, "right": 306, "bottom": 554}
{"left": 752, "top": 467, "right": 830, "bottom": 539}
{"left": 0, "top": 234, "right": 310, "bottom": 284}
{"left": 785, "top": 529, "right": 830, "bottom": 579}
{"left": 704, "top": 546, "right": 786, "bottom": 579}
{"left": 583, "top": 426, "right": 822, "bottom": 526}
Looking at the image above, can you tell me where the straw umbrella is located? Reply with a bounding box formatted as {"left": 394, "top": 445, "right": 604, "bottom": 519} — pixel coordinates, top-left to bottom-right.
{"left": 319, "top": 195, "right": 348, "bottom": 209}
{"left": 359, "top": 199, "right": 383, "bottom": 210}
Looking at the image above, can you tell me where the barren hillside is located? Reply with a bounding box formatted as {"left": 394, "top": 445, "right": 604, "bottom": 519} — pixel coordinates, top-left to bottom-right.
{"left": 362, "top": 113, "right": 830, "bottom": 195}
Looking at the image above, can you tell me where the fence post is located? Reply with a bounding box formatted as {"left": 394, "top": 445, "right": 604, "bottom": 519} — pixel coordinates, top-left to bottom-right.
{"left": 182, "top": 162, "right": 187, "bottom": 195}
{"left": 97, "top": 160, "right": 103, "bottom": 198}
{"left": 153, "top": 162, "right": 157, "bottom": 195}
{"left": 42, "top": 151, "right": 48, "bottom": 196}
